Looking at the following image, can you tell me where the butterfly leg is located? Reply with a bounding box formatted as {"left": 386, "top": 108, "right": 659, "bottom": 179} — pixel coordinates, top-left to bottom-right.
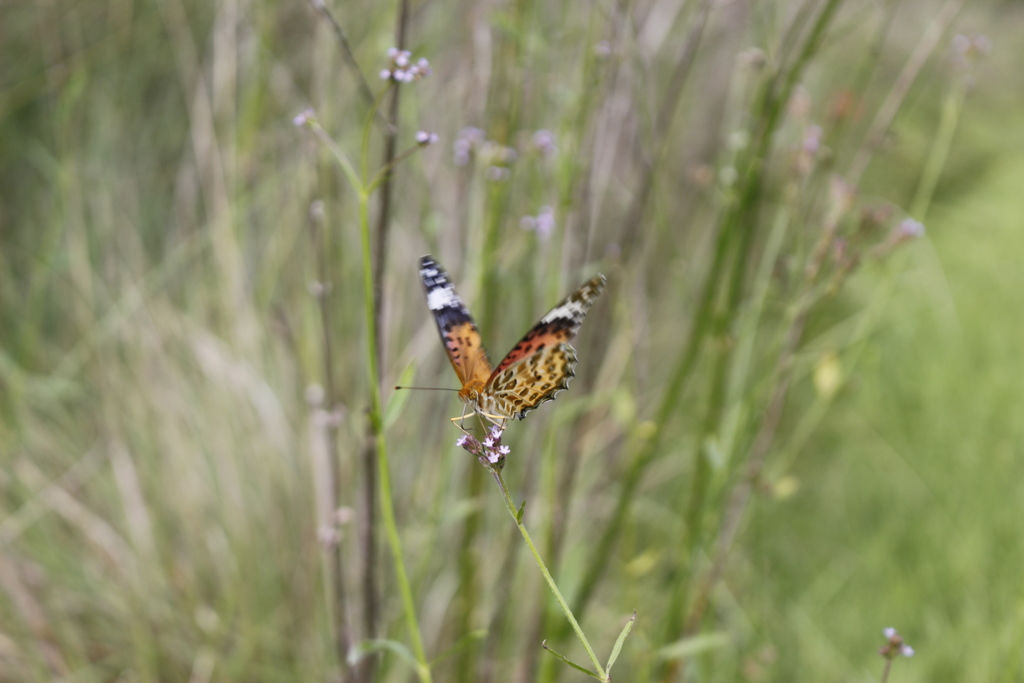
{"left": 477, "top": 411, "right": 509, "bottom": 428}
{"left": 450, "top": 404, "right": 477, "bottom": 436}
{"left": 448, "top": 410, "right": 507, "bottom": 433}
{"left": 450, "top": 414, "right": 475, "bottom": 434}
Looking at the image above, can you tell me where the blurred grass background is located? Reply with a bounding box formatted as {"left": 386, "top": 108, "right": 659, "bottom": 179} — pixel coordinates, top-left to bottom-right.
{"left": 2, "top": 0, "right": 1023, "bottom": 681}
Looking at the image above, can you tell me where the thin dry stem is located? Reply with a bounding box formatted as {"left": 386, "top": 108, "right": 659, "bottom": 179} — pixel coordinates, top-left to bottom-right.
{"left": 846, "top": 0, "right": 967, "bottom": 186}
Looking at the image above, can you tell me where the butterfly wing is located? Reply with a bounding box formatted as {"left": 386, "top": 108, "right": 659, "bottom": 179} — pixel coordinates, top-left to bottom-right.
{"left": 419, "top": 255, "right": 494, "bottom": 389}
{"left": 484, "top": 274, "right": 606, "bottom": 420}
{"left": 483, "top": 343, "right": 579, "bottom": 420}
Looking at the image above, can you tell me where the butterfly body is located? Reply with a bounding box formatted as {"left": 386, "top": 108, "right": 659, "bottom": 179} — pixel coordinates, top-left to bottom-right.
{"left": 419, "top": 255, "right": 605, "bottom": 424}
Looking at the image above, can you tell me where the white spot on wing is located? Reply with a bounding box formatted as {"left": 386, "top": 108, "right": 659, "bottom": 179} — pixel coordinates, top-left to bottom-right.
{"left": 427, "top": 285, "right": 461, "bottom": 311}
{"left": 540, "top": 301, "right": 586, "bottom": 324}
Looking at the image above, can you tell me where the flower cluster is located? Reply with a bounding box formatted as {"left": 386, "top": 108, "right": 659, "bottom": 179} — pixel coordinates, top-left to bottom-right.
{"left": 415, "top": 130, "right": 439, "bottom": 146}
{"left": 531, "top": 129, "right": 557, "bottom": 158}
{"left": 952, "top": 33, "right": 991, "bottom": 65}
{"left": 453, "top": 127, "right": 485, "bottom": 166}
{"left": 453, "top": 127, "right": 557, "bottom": 180}
{"left": 879, "top": 627, "right": 914, "bottom": 660}
{"left": 456, "top": 425, "right": 510, "bottom": 470}
{"left": 292, "top": 108, "right": 316, "bottom": 127}
{"left": 894, "top": 218, "right": 926, "bottom": 241}
{"left": 816, "top": 174, "right": 925, "bottom": 268}
{"left": 520, "top": 205, "right": 555, "bottom": 240}
{"left": 870, "top": 217, "right": 926, "bottom": 259}
{"left": 480, "top": 141, "right": 518, "bottom": 181}
{"left": 380, "top": 48, "right": 431, "bottom": 83}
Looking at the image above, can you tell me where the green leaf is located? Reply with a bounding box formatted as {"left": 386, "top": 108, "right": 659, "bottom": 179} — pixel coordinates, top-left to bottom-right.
{"left": 429, "top": 628, "right": 488, "bottom": 666}
{"left": 656, "top": 632, "right": 730, "bottom": 661}
{"left": 351, "top": 638, "right": 418, "bottom": 670}
{"left": 384, "top": 362, "right": 418, "bottom": 428}
{"left": 542, "top": 640, "right": 603, "bottom": 680}
{"left": 516, "top": 500, "right": 527, "bottom": 524}
{"left": 605, "top": 611, "right": 636, "bottom": 674}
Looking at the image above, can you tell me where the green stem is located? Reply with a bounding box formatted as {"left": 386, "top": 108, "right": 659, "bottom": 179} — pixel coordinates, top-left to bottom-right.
{"left": 879, "top": 659, "right": 893, "bottom": 683}
{"left": 306, "top": 119, "right": 362, "bottom": 196}
{"left": 910, "top": 76, "right": 965, "bottom": 219}
{"left": 367, "top": 143, "right": 426, "bottom": 194}
{"left": 492, "top": 470, "right": 606, "bottom": 680}
{"left": 361, "top": 85, "right": 393, "bottom": 180}
{"left": 659, "top": 2, "right": 847, "bottom": 669}
{"left": 357, "top": 191, "right": 432, "bottom": 683}
{"left": 553, "top": 223, "right": 725, "bottom": 641}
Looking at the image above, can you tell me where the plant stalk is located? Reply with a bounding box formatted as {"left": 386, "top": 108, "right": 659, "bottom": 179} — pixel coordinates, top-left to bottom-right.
{"left": 358, "top": 190, "right": 432, "bottom": 683}
{"left": 492, "top": 469, "right": 607, "bottom": 681}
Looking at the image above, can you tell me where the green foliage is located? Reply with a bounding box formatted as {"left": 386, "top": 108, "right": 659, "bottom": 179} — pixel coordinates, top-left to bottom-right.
{"left": 1, "top": 0, "right": 1020, "bottom": 681}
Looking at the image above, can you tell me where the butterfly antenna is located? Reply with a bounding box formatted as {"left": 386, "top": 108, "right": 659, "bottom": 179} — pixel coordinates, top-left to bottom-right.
{"left": 393, "top": 385, "right": 461, "bottom": 392}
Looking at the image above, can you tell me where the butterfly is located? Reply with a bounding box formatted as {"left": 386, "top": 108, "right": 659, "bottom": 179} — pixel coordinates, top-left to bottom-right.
{"left": 419, "top": 255, "right": 606, "bottom": 426}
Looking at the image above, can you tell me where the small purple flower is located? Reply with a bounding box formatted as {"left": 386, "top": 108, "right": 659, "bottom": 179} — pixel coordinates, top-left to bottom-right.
{"left": 896, "top": 218, "right": 925, "bottom": 240}
{"left": 416, "top": 130, "right": 439, "bottom": 146}
{"left": 460, "top": 127, "right": 485, "bottom": 144}
{"left": 953, "top": 33, "right": 991, "bottom": 60}
{"left": 521, "top": 206, "right": 555, "bottom": 240}
{"left": 535, "top": 206, "right": 555, "bottom": 240}
{"left": 870, "top": 217, "right": 925, "bottom": 259}
{"left": 452, "top": 131, "right": 516, "bottom": 176}
{"left": 453, "top": 128, "right": 484, "bottom": 166}
{"left": 879, "top": 627, "right": 914, "bottom": 660}
{"left": 383, "top": 49, "right": 430, "bottom": 83}
{"left": 407, "top": 58, "right": 432, "bottom": 79}
{"left": 532, "top": 129, "right": 557, "bottom": 158}
{"left": 292, "top": 108, "right": 315, "bottom": 127}
{"left": 457, "top": 425, "right": 508, "bottom": 470}
{"left": 485, "top": 166, "right": 510, "bottom": 182}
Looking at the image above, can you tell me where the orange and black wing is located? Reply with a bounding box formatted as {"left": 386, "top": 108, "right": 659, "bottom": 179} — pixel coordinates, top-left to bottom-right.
{"left": 419, "top": 255, "right": 494, "bottom": 389}
{"left": 484, "top": 274, "right": 606, "bottom": 420}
